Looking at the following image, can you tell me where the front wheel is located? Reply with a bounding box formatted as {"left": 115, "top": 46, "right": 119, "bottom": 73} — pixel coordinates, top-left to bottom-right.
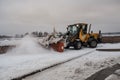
{"left": 74, "top": 41, "right": 82, "bottom": 50}
{"left": 89, "top": 40, "right": 97, "bottom": 48}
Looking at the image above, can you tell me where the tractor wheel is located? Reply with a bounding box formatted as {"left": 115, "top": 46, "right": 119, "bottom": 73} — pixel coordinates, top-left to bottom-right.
{"left": 89, "top": 40, "right": 97, "bottom": 48}
{"left": 74, "top": 41, "right": 82, "bottom": 50}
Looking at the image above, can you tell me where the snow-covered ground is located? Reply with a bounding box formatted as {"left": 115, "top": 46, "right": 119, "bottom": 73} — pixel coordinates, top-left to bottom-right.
{"left": 24, "top": 52, "right": 120, "bottom": 80}
{"left": 0, "top": 35, "right": 120, "bottom": 80}
{"left": 98, "top": 43, "right": 120, "bottom": 49}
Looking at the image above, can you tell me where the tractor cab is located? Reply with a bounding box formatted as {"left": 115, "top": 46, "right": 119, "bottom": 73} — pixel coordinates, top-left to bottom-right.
{"left": 67, "top": 23, "right": 88, "bottom": 36}
{"left": 65, "top": 23, "right": 100, "bottom": 50}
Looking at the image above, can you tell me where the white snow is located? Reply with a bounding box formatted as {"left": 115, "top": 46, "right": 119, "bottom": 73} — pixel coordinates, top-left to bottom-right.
{"left": 0, "top": 35, "right": 120, "bottom": 80}
{"left": 24, "top": 51, "right": 120, "bottom": 80}
{"left": 97, "top": 43, "right": 120, "bottom": 49}
{"left": 0, "top": 38, "right": 21, "bottom": 46}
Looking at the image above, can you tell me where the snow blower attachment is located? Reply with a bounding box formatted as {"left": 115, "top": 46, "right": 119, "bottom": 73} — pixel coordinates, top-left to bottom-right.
{"left": 50, "top": 41, "right": 64, "bottom": 52}
{"left": 39, "top": 31, "right": 65, "bottom": 52}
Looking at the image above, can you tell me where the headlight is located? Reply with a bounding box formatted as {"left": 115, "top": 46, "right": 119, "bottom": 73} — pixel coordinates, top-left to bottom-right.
{"left": 76, "top": 24, "right": 79, "bottom": 27}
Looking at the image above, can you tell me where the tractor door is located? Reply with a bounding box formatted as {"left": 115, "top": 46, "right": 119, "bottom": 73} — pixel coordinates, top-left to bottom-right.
{"left": 82, "top": 24, "right": 87, "bottom": 34}
{"left": 67, "top": 25, "right": 78, "bottom": 36}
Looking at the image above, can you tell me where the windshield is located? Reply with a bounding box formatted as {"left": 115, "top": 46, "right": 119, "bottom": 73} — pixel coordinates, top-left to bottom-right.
{"left": 67, "top": 26, "right": 78, "bottom": 35}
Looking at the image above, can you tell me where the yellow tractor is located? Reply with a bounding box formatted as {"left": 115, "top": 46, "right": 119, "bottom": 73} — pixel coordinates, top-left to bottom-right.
{"left": 65, "top": 23, "right": 101, "bottom": 49}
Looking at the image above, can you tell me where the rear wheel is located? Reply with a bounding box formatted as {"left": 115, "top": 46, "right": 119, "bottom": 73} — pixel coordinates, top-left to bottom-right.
{"left": 89, "top": 40, "right": 97, "bottom": 48}
{"left": 74, "top": 41, "right": 82, "bottom": 50}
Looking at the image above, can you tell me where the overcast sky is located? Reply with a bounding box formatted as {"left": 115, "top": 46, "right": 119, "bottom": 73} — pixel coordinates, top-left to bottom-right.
{"left": 0, "top": 0, "right": 120, "bottom": 35}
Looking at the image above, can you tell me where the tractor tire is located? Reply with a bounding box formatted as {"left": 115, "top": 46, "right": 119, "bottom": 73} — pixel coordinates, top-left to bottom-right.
{"left": 89, "top": 40, "right": 97, "bottom": 48}
{"left": 74, "top": 41, "right": 82, "bottom": 50}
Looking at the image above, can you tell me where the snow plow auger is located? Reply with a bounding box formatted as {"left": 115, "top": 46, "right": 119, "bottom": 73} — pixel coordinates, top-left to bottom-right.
{"left": 39, "top": 23, "right": 102, "bottom": 52}
{"left": 39, "top": 31, "right": 65, "bottom": 52}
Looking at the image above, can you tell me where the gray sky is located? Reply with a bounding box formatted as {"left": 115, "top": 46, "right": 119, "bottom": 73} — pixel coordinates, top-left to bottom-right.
{"left": 0, "top": 0, "right": 120, "bottom": 35}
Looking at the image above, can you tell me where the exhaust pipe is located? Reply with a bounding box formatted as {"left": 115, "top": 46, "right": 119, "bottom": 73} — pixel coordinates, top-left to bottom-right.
{"left": 88, "top": 24, "right": 91, "bottom": 33}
